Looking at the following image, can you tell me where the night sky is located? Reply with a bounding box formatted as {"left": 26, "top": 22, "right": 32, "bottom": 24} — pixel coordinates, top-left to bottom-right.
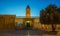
{"left": 0, "top": 0, "right": 60, "bottom": 17}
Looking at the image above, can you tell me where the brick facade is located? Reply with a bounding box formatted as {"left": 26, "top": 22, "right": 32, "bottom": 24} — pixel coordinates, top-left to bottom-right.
{"left": 0, "top": 15, "right": 16, "bottom": 30}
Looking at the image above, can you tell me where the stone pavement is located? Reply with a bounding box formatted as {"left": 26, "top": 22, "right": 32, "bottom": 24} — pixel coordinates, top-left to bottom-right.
{"left": 0, "top": 29, "right": 58, "bottom": 36}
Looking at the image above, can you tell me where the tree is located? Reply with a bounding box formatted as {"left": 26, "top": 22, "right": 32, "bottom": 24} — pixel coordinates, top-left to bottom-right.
{"left": 57, "top": 8, "right": 60, "bottom": 23}
{"left": 40, "top": 4, "right": 58, "bottom": 31}
{"left": 40, "top": 9, "right": 46, "bottom": 24}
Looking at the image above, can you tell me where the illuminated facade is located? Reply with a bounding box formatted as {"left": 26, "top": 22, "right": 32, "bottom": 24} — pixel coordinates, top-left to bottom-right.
{"left": 0, "top": 5, "right": 40, "bottom": 30}
{"left": 15, "top": 5, "right": 40, "bottom": 29}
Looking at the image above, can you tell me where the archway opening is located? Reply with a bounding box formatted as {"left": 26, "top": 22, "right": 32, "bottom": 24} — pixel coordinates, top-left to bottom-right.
{"left": 25, "top": 21, "right": 32, "bottom": 30}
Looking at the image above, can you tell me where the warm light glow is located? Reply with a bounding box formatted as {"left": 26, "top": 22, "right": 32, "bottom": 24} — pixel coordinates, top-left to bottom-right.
{"left": 26, "top": 21, "right": 30, "bottom": 23}
{"left": 26, "top": 6, "right": 30, "bottom": 18}
{"left": 28, "top": 31, "right": 30, "bottom": 36}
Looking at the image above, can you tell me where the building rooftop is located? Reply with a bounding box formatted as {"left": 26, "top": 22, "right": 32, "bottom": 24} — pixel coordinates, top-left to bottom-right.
{"left": 16, "top": 16, "right": 39, "bottom": 18}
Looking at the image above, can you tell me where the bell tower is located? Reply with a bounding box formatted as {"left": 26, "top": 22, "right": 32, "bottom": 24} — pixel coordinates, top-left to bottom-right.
{"left": 26, "top": 5, "right": 30, "bottom": 18}
{"left": 25, "top": 5, "right": 33, "bottom": 29}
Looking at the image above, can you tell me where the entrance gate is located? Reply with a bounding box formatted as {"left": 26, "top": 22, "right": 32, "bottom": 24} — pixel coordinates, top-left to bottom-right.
{"left": 25, "top": 21, "right": 32, "bottom": 30}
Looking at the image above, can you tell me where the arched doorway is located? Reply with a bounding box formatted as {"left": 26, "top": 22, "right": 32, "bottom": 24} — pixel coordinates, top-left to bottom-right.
{"left": 25, "top": 21, "right": 32, "bottom": 30}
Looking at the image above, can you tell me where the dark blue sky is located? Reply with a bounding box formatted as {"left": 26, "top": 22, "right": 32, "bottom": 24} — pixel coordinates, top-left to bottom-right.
{"left": 0, "top": 0, "right": 60, "bottom": 17}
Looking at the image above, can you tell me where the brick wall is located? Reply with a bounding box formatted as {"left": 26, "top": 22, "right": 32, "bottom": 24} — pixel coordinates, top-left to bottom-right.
{"left": 0, "top": 15, "right": 16, "bottom": 30}
{"left": 15, "top": 18, "right": 24, "bottom": 23}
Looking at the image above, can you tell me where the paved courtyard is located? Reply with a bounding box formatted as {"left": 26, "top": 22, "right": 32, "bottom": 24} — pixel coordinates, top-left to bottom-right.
{"left": 0, "top": 29, "right": 58, "bottom": 36}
